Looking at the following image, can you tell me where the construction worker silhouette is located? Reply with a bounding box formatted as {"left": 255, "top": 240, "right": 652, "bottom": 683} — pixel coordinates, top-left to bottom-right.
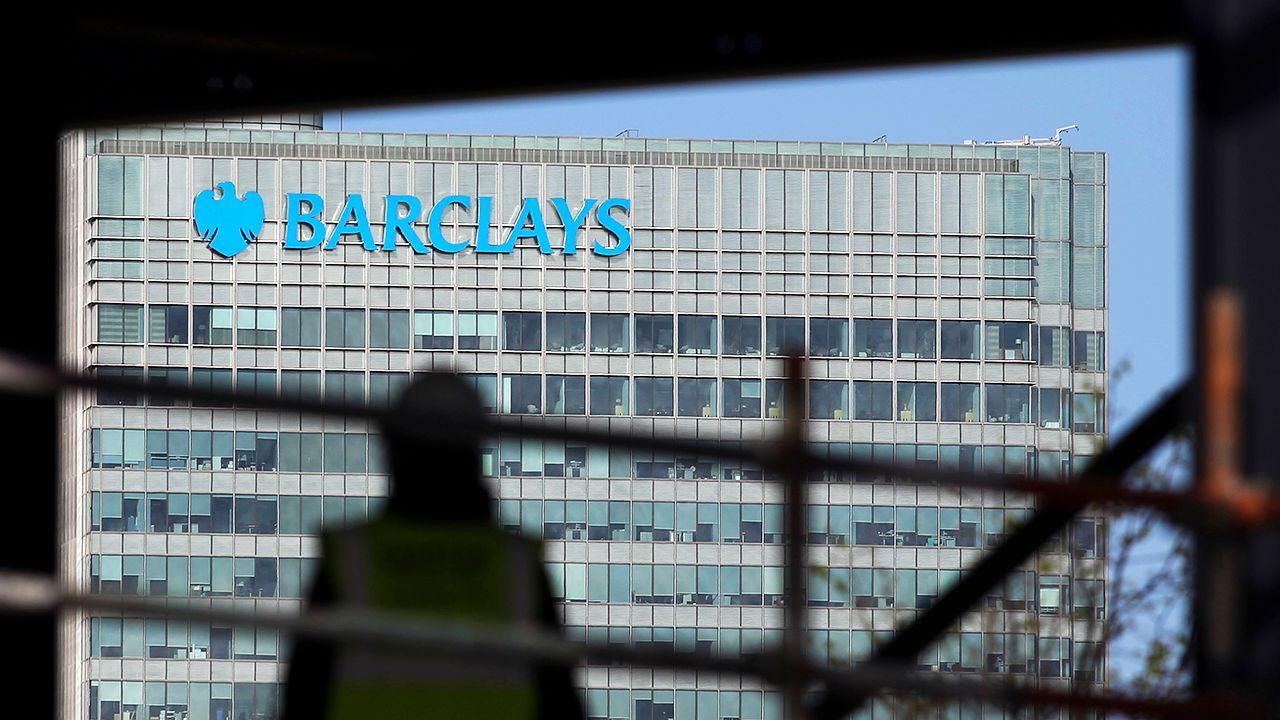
{"left": 282, "top": 374, "right": 583, "bottom": 720}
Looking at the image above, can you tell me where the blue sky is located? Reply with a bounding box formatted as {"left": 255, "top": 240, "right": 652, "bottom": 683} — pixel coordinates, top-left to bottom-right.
{"left": 326, "top": 47, "right": 1190, "bottom": 431}
{"left": 325, "top": 48, "right": 1190, "bottom": 683}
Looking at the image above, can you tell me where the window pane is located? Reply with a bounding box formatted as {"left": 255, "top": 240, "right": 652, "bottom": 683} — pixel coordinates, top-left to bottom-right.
{"left": 590, "top": 313, "right": 629, "bottom": 353}
{"left": 546, "top": 375, "right": 586, "bottom": 414}
{"left": 940, "top": 321, "right": 979, "bottom": 360}
{"left": 809, "top": 319, "right": 849, "bottom": 358}
{"left": 635, "top": 315, "right": 674, "bottom": 353}
{"left": 809, "top": 380, "right": 849, "bottom": 419}
{"left": 853, "top": 319, "right": 892, "bottom": 358}
{"left": 589, "top": 377, "right": 629, "bottom": 416}
{"left": 677, "top": 316, "right": 716, "bottom": 355}
{"left": 635, "top": 377, "right": 674, "bottom": 416}
{"left": 677, "top": 378, "right": 717, "bottom": 417}
{"left": 722, "top": 317, "right": 761, "bottom": 355}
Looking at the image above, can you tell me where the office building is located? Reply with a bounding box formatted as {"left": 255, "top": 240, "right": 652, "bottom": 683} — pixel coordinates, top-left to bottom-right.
{"left": 60, "top": 112, "right": 1109, "bottom": 720}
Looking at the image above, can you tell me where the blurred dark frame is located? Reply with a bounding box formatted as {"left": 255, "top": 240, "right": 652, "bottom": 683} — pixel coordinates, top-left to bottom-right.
{"left": 9, "top": 6, "right": 1278, "bottom": 716}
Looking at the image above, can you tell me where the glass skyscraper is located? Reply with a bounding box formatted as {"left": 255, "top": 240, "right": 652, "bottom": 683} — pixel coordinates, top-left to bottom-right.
{"left": 60, "top": 113, "right": 1109, "bottom": 720}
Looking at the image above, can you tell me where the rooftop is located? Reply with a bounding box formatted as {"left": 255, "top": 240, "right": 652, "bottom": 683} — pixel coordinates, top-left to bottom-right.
{"left": 86, "top": 126, "right": 1105, "bottom": 164}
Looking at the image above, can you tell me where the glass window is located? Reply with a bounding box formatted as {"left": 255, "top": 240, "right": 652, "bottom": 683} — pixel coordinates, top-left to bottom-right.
{"left": 590, "top": 313, "right": 629, "bottom": 353}
{"left": 235, "top": 370, "right": 276, "bottom": 400}
{"left": 940, "top": 320, "right": 980, "bottom": 360}
{"left": 897, "top": 320, "right": 936, "bottom": 359}
{"left": 369, "top": 310, "right": 409, "bottom": 349}
{"left": 1071, "top": 518, "right": 1105, "bottom": 558}
{"left": 1072, "top": 392, "right": 1105, "bottom": 433}
{"left": 940, "top": 383, "right": 980, "bottom": 422}
{"left": 852, "top": 381, "right": 892, "bottom": 420}
{"left": 589, "top": 377, "right": 629, "bottom": 416}
{"left": 635, "top": 315, "right": 674, "bottom": 353}
{"left": 853, "top": 319, "right": 892, "bottom": 358}
{"left": 280, "top": 308, "right": 321, "bottom": 347}
{"left": 97, "top": 154, "right": 144, "bottom": 216}
{"left": 323, "top": 371, "right": 364, "bottom": 406}
{"left": 1073, "top": 246, "right": 1105, "bottom": 308}
{"left": 546, "top": 313, "right": 586, "bottom": 352}
{"left": 809, "top": 380, "right": 849, "bottom": 420}
{"left": 1038, "top": 388, "right": 1071, "bottom": 429}
{"left": 986, "top": 384, "right": 1031, "bottom": 423}
{"left": 235, "top": 307, "right": 277, "bottom": 346}
{"left": 765, "top": 317, "right": 804, "bottom": 355}
{"left": 897, "top": 382, "right": 936, "bottom": 421}
{"left": 191, "top": 369, "right": 233, "bottom": 406}
{"left": 503, "top": 312, "right": 542, "bottom": 351}
{"left": 98, "top": 304, "right": 144, "bottom": 344}
{"left": 458, "top": 312, "right": 498, "bottom": 350}
{"left": 723, "top": 379, "right": 762, "bottom": 418}
{"left": 677, "top": 315, "right": 716, "bottom": 355}
{"left": 96, "top": 366, "right": 144, "bottom": 406}
{"left": 764, "top": 380, "right": 788, "bottom": 418}
{"left": 1038, "top": 638, "right": 1071, "bottom": 678}
{"left": 194, "top": 306, "right": 234, "bottom": 346}
{"left": 280, "top": 371, "right": 321, "bottom": 402}
{"left": 413, "top": 311, "right": 454, "bottom": 349}
{"left": 546, "top": 375, "right": 586, "bottom": 414}
{"left": 146, "top": 367, "right": 187, "bottom": 408}
{"left": 369, "top": 372, "right": 410, "bottom": 407}
{"left": 635, "top": 377, "right": 674, "bottom": 416}
{"left": 1037, "top": 326, "right": 1071, "bottom": 366}
{"left": 722, "top": 316, "right": 761, "bottom": 355}
{"left": 325, "top": 309, "right": 365, "bottom": 349}
{"left": 461, "top": 373, "right": 498, "bottom": 414}
{"left": 148, "top": 305, "right": 188, "bottom": 344}
{"left": 984, "top": 321, "right": 1031, "bottom": 361}
{"left": 809, "top": 318, "right": 849, "bottom": 357}
{"left": 677, "top": 378, "right": 717, "bottom": 416}
{"left": 1073, "top": 331, "right": 1105, "bottom": 371}
{"left": 502, "top": 375, "right": 541, "bottom": 414}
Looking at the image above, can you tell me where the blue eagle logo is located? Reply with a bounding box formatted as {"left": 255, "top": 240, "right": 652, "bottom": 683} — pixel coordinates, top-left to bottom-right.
{"left": 193, "top": 181, "right": 266, "bottom": 258}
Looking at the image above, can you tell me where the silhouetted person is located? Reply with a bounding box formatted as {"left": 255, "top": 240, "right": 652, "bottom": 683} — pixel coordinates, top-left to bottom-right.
{"left": 282, "top": 374, "right": 583, "bottom": 720}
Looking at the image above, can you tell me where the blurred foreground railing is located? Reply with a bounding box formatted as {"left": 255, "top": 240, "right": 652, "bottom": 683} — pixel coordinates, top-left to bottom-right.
{"left": 0, "top": 350, "right": 1275, "bottom": 719}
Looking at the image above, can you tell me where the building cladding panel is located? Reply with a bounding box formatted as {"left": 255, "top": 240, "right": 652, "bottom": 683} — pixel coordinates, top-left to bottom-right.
{"left": 60, "top": 122, "right": 1109, "bottom": 720}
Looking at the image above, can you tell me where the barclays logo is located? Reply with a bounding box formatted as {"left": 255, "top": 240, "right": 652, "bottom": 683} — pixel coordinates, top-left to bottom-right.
{"left": 193, "top": 182, "right": 266, "bottom": 258}
{"left": 193, "top": 183, "right": 632, "bottom": 260}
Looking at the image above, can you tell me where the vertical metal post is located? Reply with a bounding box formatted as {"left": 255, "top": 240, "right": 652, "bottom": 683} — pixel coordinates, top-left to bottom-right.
{"left": 1191, "top": 3, "right": 1280, "bottom": 707}
{"left": 2, "top": 122, "right": 58, "bottom": 717}
{"left": 1197, "top": 292, "right": 1245, "bottom": 691}
{"left": 782, "top": 355, "right": 809, "bottom": 720}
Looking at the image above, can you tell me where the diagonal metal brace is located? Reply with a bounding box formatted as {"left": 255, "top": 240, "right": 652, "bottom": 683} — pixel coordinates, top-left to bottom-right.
{"left": 809, "top": 382, "right": 1191, "bottom": 720}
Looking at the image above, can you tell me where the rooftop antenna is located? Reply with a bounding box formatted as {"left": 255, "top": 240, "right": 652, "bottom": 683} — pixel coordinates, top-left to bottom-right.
{"left": 871, "top": 134, "right": 888, "bottom": 143}
{"left": 983, "top": 123, "right": 1079, "bottom": 147}
{"left": 615, "top": 128, "right": 639, "bottom": 138}
{"left": 1051, "top": 124, "right": 1079, "bottom": 144}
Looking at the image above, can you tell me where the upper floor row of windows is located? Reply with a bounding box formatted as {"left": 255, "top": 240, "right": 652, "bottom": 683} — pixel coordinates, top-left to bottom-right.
{"left": 96, "top": 304, "right": 1104, "bottom": 368}
{"left": 94, "top": 367, "right": 1105, "bottom": 430}
{"left": 87, "top": 551, "right": 1100, "bottom": 618}
{"left": 89, "top": 426, "right": 1085, "bottom": 480}
{"left": 86, "top": 619, "right": 1101, "bottom": 685}
{"left": 97, "top": 156, "right": 1104, "bottom": 244}
{"left": 93, "top": 228, "right": 1037, "bottom": 258}
{"left": 89, "top": 489, "right": 1106, "bottom": 559}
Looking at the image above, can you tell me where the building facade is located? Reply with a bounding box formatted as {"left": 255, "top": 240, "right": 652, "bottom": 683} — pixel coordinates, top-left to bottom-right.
{"left": 60, "top": 113, "right": 1109, "bottom": 720}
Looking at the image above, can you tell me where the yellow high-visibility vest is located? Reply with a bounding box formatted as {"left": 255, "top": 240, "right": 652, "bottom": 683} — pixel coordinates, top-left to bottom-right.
{"left": 322, "top": 519, "right": 541, "bottom": 720}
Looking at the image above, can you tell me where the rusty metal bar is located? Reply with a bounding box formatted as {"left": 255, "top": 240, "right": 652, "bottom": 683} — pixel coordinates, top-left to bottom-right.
{"left": 1196, "top": 290, "right": 1248, "bottom": 694}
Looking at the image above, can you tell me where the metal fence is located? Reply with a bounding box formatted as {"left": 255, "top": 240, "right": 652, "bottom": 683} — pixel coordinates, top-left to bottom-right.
{"left": 0, "top": 341, "right": 1273, "bottom": 718}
